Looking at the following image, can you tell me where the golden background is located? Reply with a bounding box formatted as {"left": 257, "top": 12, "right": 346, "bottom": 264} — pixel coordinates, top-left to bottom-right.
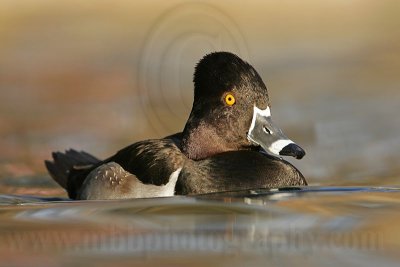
{"left": 1, "top": 0, "right": 399, "bottom": 189}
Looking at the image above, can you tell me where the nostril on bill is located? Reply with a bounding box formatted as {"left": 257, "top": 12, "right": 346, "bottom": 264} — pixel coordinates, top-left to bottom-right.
{"left": 263, "top": 126, "right": 271, "bottom": 134}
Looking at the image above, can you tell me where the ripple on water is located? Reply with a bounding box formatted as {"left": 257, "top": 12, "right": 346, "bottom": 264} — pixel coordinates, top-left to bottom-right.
{"left": 0, "top": 187, "right": 399, "bottom": 267}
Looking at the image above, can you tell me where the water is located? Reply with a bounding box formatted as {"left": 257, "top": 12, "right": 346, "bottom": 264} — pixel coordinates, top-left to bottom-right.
{"left": 0, "top": 186, "right": 399, "bottom": 267}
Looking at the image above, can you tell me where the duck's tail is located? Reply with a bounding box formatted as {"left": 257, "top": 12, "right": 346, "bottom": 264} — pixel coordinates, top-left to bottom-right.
{"left": 45, "top": 149, "right": 100, "bottom": 193}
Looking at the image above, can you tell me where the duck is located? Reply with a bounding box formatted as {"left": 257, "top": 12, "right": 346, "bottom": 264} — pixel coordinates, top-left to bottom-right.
{"left": 45, "top": 51, "right": 307, "bottom": 200}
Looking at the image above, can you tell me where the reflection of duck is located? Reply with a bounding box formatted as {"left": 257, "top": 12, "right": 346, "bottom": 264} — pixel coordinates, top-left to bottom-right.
{"left": 45, "top": 52, "right": 306, "bottom": 200}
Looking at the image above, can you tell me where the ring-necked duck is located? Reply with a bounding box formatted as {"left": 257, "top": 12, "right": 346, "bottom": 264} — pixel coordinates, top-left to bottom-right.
{"left": 45, "top": 52, "right": 307, "bottom": 200}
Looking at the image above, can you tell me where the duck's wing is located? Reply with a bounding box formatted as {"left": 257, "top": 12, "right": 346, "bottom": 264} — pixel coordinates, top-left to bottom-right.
{"left": 103, "top": 138, "right": 185, "bottom": 186}
{"left": 79, "top": 139, "right": 185, "bottom": 199}
{"left": 77, "top": 162, "right": 181, "bottom": 200}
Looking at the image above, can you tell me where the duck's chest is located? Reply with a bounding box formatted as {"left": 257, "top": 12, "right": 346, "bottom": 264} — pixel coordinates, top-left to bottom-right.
{"left": 175, "top": 151, "right": 306, "bottom": 195}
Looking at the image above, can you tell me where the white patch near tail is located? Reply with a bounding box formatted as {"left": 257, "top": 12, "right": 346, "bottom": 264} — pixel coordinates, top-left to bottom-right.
{"left": 162, "top": 167, "right": 182, "bottom": 196}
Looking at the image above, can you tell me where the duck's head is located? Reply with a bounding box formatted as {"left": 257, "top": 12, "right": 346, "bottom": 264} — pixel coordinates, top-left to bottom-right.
{"left": 181, "top": 52, "right": 305, "bottom": 160}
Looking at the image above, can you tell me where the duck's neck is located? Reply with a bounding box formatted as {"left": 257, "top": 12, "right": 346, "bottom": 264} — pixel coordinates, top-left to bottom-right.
{"left": 181, "top": 120, "right": 230, "bottom": 160}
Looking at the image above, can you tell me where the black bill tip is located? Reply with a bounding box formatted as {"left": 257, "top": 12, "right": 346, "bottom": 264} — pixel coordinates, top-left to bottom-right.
{"left": 279, "top": 143, "right": 306, "bottom": 159}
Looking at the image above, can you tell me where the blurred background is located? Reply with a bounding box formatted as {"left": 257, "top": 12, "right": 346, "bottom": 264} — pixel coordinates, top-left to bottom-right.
{"left": 0, "top": 0, "right": 399, "bottom": 196}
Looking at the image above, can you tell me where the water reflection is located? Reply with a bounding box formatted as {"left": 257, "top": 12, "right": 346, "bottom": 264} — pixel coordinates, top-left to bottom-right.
{"left": 1, "top": 0, "right": 400, "bottom": 185}
{"left": 0, "top": 187, "right": 399, "bottom": 266}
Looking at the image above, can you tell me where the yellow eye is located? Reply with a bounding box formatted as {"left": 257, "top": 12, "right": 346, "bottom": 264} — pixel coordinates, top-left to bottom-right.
{"left": 224, "top": 93, "right": 236, "bottom": 106}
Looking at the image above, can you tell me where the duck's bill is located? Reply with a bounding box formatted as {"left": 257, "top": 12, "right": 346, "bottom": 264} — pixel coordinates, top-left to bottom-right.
{"left": 247, "top": 106, "right": 305, "bottom": 159}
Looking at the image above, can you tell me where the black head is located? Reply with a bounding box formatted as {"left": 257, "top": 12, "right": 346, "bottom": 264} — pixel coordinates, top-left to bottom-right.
{"left": 193, "top": 52, "right": 269, "bottom": 108}
{"left": 181, "top": 52, "right": 305, "bottom": 160}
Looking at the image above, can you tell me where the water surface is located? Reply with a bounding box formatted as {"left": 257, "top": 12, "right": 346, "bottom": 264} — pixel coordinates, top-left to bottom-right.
{"left": 1, "top": 186, "right": 399, "bottom": 267}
